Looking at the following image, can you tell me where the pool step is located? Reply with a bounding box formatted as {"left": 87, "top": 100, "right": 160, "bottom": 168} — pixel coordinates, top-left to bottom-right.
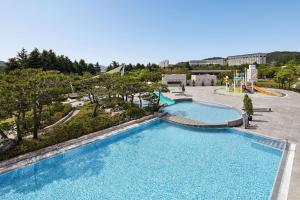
{"left": 254, "top": 138, "right": 286, "bottom": 150}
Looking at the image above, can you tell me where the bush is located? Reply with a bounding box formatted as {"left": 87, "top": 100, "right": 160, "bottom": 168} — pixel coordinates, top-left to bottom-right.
{"left": 123, "top": 105, "right": 145, "bottom": 120}
{"left": 243, "top": 94, "right": 253, "bottom": 120}
{"left": 181, "top": 84, "right": 185, "bottom": 92}
{"left": 256, "top": 80, "right": 279, "bottom": 89}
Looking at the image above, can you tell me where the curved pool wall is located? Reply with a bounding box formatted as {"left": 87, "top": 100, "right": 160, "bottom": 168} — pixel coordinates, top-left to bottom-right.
{"left": 0, "top": 119, "right": 283, "bottom": 200}
{"left": 163, "top": 101, "right": 242, "bottom": 124}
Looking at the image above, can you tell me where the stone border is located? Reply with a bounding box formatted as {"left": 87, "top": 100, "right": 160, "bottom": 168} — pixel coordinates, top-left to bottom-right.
{"left": 234, "top": 126, "right": 293, "bottom": 200}
{"left": 161, "top": 97, "right": 244, "bottom": 128}
{"left": 269, "top": 141, "right": 289, "bottom": 200}
{"left": 173, "top": 97, "right": 193, "bottom": 102}
{"left": 0, "top": 113, "right": 164, "bottom": 174}
{"left": 162, "top": 113, "right": 243, "bottom": 128}
{"left": 277, "top": 143, "right": 296, "bottom": 200}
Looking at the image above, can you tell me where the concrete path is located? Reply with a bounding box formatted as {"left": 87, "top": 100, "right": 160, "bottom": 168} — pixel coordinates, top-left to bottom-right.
{"left": 164, "top": 86, "right": 300, "bottom": 200}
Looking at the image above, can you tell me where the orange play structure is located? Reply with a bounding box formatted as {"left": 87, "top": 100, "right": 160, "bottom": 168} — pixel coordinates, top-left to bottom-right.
{"left": 228, "top": 65, "right": 277, "bottom": 96}
{"left": 244, "top": 82, "right": 276, "bottom": 96}
{"left": 252, "top": 85, "right": 276, "bottom": 96}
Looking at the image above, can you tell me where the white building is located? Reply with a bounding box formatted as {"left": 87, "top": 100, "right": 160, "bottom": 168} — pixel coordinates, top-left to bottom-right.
{"left": 162, "top": 74, "right": 186, "bottom": 86}
{"left": 247, "top": 65, "right": 258, "bottom": 82}
{"left": 159, "top": 60, "right": 170, "bottom": 68}
{"left": 191, "top": 74, "right": 217, "bottom": 86}
{"left": 227, "top": 53, "right": 266, "bottom": 66}
{"left": 189, "top": 58, "right": 225, "bottom": 66}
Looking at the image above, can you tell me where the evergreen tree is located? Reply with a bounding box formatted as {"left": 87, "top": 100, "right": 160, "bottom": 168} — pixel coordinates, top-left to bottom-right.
{"left": 17, "top": 48, "right": 28, "bottom": 67}
{"left": 28, "top": 48, "right": 42, "bottom": 68}
{"left": 95, "top": 62, "right": 101, "bottom": 73}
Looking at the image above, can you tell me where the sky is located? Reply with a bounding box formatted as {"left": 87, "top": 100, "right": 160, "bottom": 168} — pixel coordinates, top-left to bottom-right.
{"left": 1, "top": 0, "right": 300, "bottom": 65}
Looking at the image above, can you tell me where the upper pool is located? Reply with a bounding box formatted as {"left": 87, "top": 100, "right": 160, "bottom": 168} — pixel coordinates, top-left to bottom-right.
{"left": 163, "top": 101, "right": 242, "bottom": 123}
{"left": 0, "top": 120, "right": 282, "bottom": 200}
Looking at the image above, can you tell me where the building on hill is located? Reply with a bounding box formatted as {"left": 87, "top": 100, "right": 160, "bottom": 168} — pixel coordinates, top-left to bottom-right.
{"left": 159, "top": 60, "right": 170, "bottom": 68}
{"left": 191, "top": 70, "right": 230, "bottom": 75}
{"left": 189, "top": 58, "right": 225, "bottom": 66}
{"left": 227, "top": 53, "right": 266, "bottom": 66}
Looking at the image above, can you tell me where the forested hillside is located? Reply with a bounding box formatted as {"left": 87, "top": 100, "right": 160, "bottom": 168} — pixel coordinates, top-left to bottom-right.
{"left": 266, "top": 51, "right": 300, "bottom": 65}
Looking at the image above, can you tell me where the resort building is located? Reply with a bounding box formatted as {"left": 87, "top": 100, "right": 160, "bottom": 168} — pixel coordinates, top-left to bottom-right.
{"left": 189, "top": 58, "right": 225, "bottom": 66}
{"left": 227, "top": 53, "right": 267, "bottom": 66}
{"left": 191, "top": 74, "right": 217, "bottom": 86}
{"left": 159, "top": 59, "right": 170, "bottom": 68}
{"left": 162, "top": 74, "right": 186, "bottom": 86}
{"left": 191, "top": 69, "right": 230, "bottom": 75}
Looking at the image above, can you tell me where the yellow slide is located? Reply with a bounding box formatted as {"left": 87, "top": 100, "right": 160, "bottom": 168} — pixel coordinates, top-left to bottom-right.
{"left": 253, "top": 85, "right": 276, "bottom": 96}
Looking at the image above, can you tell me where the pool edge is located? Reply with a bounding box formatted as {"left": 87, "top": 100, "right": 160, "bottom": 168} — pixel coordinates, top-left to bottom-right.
{"left": 0, "top": 114, "right": 163, "bottom": 175}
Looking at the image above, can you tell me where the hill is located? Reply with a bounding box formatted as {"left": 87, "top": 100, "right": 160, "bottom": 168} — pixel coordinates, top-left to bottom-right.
{"left": 266, "top": 51, "right": 300, "bottom": 65}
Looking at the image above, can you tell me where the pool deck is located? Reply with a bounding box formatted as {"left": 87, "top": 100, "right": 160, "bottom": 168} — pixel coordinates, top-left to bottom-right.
{"left": 164, "top": 86, "right": 300, "bottom": 200}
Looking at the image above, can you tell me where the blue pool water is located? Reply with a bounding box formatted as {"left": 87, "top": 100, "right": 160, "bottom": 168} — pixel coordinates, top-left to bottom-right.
{"left": 0, "top": 120, "right": 281, "bottom": 200}
{"left": 163, "top": 101, "right": 241, "bottom": 123}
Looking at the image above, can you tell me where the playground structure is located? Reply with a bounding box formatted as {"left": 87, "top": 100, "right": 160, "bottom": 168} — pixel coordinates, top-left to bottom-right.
{"left": 225, "top": 65, "right": 276, "bottom": 96}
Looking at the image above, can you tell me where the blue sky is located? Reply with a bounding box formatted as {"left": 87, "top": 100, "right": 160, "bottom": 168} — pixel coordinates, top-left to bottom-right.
{"left": 1, "top": 0, "right": 300, "bottom": 65}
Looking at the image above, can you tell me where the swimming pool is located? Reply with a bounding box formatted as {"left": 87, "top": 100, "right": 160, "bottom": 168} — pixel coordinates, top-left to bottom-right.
{"left": 163, "top": 101, "right": 241, "bottom": 123}
{"left": 0, "top": 119, "right": 282, "bottom": 200}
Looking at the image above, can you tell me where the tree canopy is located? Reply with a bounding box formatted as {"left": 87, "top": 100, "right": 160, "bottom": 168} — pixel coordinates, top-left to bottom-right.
{"left": 7, "top": 48, "right": 101, "bottom": 75}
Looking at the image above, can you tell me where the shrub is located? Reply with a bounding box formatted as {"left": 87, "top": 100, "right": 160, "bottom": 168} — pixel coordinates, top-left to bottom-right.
{"left": 123, "top": 104, "right": 145, "bottom": 120}
{"left": 192, "top": 80, "right": 195, "bottom": 86}
{"left": 181, "top": 84, "right": 185, "bottom": 92}
{"left": 256, "top": 80, "right": 279, "bottom": 89}
{"left": 243, "top": 94, "right": 253, "bottom": 120}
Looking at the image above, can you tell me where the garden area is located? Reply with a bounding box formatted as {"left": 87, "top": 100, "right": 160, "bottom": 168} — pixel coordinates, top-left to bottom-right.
{"left": 0, "top": 63, "right": 167, "bottom": 161}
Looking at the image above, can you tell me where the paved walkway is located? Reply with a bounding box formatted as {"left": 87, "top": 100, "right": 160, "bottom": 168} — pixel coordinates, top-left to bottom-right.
{"left": 164, "top": 86, "right": 300, "bottom": 200}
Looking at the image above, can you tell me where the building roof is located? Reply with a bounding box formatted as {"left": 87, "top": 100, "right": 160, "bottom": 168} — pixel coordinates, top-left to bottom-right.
{"left": 227, "top": 53, "right": 266, "bottom": 58}
{"left": 191, "top": 70, "right": 230, "bottom": 74}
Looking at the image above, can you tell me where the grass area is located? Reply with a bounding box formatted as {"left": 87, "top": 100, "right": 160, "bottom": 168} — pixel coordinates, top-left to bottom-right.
{"left": 0, "top": 102, "right": 147, "bottom": 161}
{"left": 256, "top": 80, "right": 279, "bottom": 89}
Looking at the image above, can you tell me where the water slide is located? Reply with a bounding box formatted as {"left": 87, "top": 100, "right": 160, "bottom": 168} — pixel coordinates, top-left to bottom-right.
{"left": 242, "top": 85, "right": 252, "bottom": 93}
{"left": 252, "top": 85, "right": 276, "bottom": 96}
{"left": 154, "top": 92, "right": 175, "bottom": 105}
{"left": 245, "top": 82, "right": 276, "bottom": 96}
